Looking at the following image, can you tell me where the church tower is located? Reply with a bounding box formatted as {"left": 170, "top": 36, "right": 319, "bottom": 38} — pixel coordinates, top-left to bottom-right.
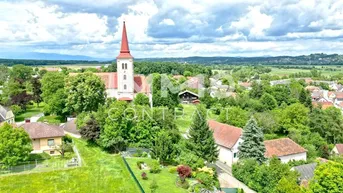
{"left": 117, "top": 21, "right": 134, "bottom": 100}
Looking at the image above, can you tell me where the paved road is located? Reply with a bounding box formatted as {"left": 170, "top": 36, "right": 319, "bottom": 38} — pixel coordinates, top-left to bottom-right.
{"left": 215, "top": 161, "right": 256, "bottom": 193}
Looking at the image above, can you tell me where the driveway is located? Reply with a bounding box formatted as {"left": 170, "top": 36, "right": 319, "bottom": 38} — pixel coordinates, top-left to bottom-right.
{"left": 216, "top": 161, "right": 256, "bottom": 193}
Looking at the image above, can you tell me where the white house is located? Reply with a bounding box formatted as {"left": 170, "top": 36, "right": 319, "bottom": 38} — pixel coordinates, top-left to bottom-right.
{"left": 208, "top": 120, "right": 243, "bottom": 166}
{"left": 264, "top": 138, "right": 307, "bottom": 163}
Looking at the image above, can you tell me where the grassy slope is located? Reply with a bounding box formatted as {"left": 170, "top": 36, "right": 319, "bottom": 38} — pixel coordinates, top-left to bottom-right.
{"left": 15, "top": 103, "right": 45, "bottom": 122}
{"left": 126, "top": 158, "right": 188, "bottom": 193}
{"left": 175, "top": 104, "right": 197, "bottom": 133}
{"left": 0, "top": 139, "right": 139, "bottom": 193}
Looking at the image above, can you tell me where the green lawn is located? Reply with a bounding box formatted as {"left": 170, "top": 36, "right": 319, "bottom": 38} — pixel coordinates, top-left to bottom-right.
{"left": 15, "top": 103, "right": 45, "bottom": 122}
{"left": 0, "top": 152, "right": 75, "bottom": 175}
{"left": 0, "top": 139, "right": 140, "bottom": 193}
{"left": 175, "top": 104, "right": 219, "bottom": 134}
{"left": 126, "top": 157, "right": 188, "bottom": 193}
{"left": 175, "top": 104, "right": 197, "bottom": 133}
{"left": 37, "top": 115, "right": 65, "bottom": 125}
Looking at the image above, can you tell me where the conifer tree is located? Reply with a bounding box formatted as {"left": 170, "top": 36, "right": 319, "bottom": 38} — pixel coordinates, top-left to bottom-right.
{"left": 187, "top": 105, "right": 218, "bottom": 163}
{"left": 238, "top": 117, "right": 266, "bottom": 163}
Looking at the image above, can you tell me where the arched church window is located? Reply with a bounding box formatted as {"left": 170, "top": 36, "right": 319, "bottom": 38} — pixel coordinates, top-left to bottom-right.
{"left": 124, "top": 84, "right": 127, "bottom": 90}
{"left": 122, "top": 63, "right": 124, "bottom": 69}
{"left": 125, "top": 63, "right": 128, "bottom": 69}
{"left": 124, "top": 75, "right": 126, "bottom": 80}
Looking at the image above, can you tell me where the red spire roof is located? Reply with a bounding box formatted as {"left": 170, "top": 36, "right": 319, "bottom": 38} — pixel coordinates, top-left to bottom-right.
{"left": 117, "top": 21, "right": 133, "bottom": 59}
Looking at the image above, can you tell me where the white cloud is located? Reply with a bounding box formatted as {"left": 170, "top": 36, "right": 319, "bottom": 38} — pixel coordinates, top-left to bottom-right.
{"left": 159, "top": 19, "right": 175, "bottom": 26}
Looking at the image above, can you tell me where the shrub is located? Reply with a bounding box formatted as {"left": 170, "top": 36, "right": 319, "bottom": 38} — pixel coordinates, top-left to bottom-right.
{"left": 10, "top": 105, "right": 23, "bottom": 115}
{"left": 197, "top": 166, "right": 214, "bottom": 177}
{"left": 168, "top": 166, "right": 177, "bottom": 174}
{"left": 141, "top": 172, "right": 148, "bottom": 180}
{"left": 177, "top": 165, "right": 192, "bottom": 182}
{"left": 142, "top": 151, "right": 148, "bottom": 157}
{"left": 150, "top": 160, "right": 161, "bottom": 173}
{"left": 196, "top": 172, "right": 213, "bottom": 189}
{"left": 177, "top": 151, "right": 205, "bottom": 170}
{"left": 137, "top": 161, "right": 144, "bottom": 170}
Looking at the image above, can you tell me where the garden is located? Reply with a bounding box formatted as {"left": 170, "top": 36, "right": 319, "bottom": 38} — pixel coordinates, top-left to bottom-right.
{"left": 0, "top": 138, "right": 140, "bottom": 193}
{"left": 126, "top": 157, "right": 219, "bottom": 193}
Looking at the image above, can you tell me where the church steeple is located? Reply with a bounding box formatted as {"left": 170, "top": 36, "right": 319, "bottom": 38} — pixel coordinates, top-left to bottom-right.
{"left": 117, "top": 21, "right": 133, "bottom": 59}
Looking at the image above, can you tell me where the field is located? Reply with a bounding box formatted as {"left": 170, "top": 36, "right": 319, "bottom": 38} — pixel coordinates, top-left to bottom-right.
{"left": 0, "top": 139, "right": 139, "bottom": 193}
{"left": 126, "top": 157, "right": 188, "bottom": 193}
{"left": 269, "top": 66, "right": 343, "bottom": 76}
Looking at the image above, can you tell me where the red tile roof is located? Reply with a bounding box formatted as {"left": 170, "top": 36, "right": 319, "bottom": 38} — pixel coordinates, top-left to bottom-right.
{"left": 264, "top": 138, "right": 307, "bottom": 158}
{"left": 69, "top": 73, "right": 150, "bottom": 93}
{"left": 208, "top": 120, "right": 242, "bottom": 149}
{"left": 118, "top": 97, "right": 133, "bottom": 101}
{"left": 312, "top": 101, "right": 334, "bottom": 109}
{"left": 335, "top": 144, "right": 343, "bottom": 155}
{"left": 21, "top": 123, "right": 65, "bottom": 139}
{"left": 334, "top": 92, "right": 343, "bottom": 99}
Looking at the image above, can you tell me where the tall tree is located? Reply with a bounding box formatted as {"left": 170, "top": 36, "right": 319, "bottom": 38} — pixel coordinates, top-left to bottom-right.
{"left": 65, "top": 73, "right": 106, "bottom": 114}
{"left": 80, "top": 115, "right": 101, "bottom": 143}
{"left": 134, "top": 93, "right": 150, "bottom": 106}
{"left": 31, "top": 77, "right": 42, "bottom": 106}
{"left": 310, "top": 161, "right": 343, "bottom": 193}
{"left": 260, "top": 93, "right": 277, "bottom": 110}
{"left": 187, "top": 105, "right": 218, "bottom": 163}
{"left": 41, "top": 72, "right": 66, "bottom": 115}
{"left": 238, "top": 117, "right": 266, "bottom": 163}
{"left": 0, "top": 123, "right": 32, "bottom": 167}
{"left": 151, "top": 130, "right": 177, "bottom": 164}
{"left": 10, "top": 64, "right": 33, "bottom": 83}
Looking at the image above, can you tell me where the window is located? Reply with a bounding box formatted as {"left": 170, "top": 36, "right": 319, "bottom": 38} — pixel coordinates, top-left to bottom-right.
{"left": 124, "top": 75, "right": 126, "bottom": 80}
{"left": 124, "top": 84, "right": 127, "bottom": 90}
{"left": 47, "top": 139, "right": 55, "bottom": 146}
{"left": 50, "top": 151, "right": 55, "bottom": 155}
{"left": 122, "top": 63, "right": 124, "bottom": 69}
{"left": 234, "top": 152, "right": 238, "bottom": 158}
{"left": 125, "top": 63, "right": 128, "bottom": 69}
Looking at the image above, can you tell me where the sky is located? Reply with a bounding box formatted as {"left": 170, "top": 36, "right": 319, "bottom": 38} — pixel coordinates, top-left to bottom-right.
{"left": 1, "top": 0, "right": 343, "bottom": 59}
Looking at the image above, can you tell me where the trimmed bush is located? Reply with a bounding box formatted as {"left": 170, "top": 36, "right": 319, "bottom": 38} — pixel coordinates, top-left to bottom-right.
{"left": 149, "top": 160, "right": 161, "bottom": 173}
{"left": 141, "top": 172, "right": 148, "bottom": 180}
{"left": 168, "top": 166, "right": 177, "bottom": 174}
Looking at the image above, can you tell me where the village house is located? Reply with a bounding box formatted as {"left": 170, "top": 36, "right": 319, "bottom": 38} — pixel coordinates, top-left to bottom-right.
{"left": 179, "top": 90, "right": 199, "bottom": 104}
{"left": 264, "top": 138, "right": 307, "bottom": 163}
{"left": 312, "top": 101, "right": 334, "bottom": 109}
{"left": 331, "top": 144, "right": 343, "bottom": 155}
{"left": 208, "top": 120, "right": 243, "bottom": 166}
{"left": 0, "top": 105, "right": 15, "bottom": 124}
{"left": 21, "top": 122, "right": 65, "bottom": 156}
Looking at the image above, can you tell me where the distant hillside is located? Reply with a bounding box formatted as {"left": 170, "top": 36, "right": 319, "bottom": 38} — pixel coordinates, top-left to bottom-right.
{"left": 1, "top": 53, "right": 343, "bottom": 66}
{"left": 0, "top": 52, "right": 108, "bottom": 61}
{"left": 137, "top": 53, "right": 343, "bottom": 65}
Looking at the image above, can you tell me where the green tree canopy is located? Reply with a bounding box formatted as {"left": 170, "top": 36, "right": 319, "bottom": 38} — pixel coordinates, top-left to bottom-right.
{"left": 310, "top": 161, "right": 343, "bottom": 193}
{"left": 187, "top": 105, "right": 218, "bottom": 163}
{"left": 65, "top": 73, "right": 106, "bottom": 114}
{"left": 134, "top": 93, "right": 150, "bottom": 106}
{"left": 0, "top": 123, "right": 32, "bottom": 167}
{"left": 238, "top": 117, "right": 266, "bottom": 163}
{"left": 41, "top": 72, "right": 66, "bottom": 115}
{"left": 260, "top": 93, "right": 278, "bottom": 110}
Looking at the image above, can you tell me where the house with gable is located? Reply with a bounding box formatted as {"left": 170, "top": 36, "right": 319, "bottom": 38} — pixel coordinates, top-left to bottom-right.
{"left": 264, "top": 138, "right": 307, "bottom": 163}
{"left": 208, "top": 120, "right": 243, "bottom": 166}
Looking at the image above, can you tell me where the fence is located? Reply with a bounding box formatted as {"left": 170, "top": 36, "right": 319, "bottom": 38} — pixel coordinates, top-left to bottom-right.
{"left": 0, "top": 145, "right": 82, "bottom": 176}
{"left": 0, "top": 159, "right": 69, "bottom": 175}
{"left": 122, "top": 157, "right": 145, "bottom": 193}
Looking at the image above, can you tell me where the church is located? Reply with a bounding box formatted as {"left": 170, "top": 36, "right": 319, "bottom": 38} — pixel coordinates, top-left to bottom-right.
{"left": 72, "top": 21, "right": 152, "bottom": 102}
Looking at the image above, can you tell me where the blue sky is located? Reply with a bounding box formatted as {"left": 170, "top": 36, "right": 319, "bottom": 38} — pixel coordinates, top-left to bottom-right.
{"left": 0, "top": 0, "right": 343, "bottom": 59}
